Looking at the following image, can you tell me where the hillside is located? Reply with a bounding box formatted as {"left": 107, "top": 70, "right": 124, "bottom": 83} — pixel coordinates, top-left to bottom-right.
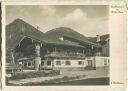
{"left": 6, "top": 19, "right": 45, "bottom": 52}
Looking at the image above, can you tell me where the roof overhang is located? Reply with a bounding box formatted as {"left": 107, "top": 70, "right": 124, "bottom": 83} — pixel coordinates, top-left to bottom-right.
{"left": 63, "top": 35, "right": 100, "bottom": 47}
{"left": 13, "top": 35, "right": 46, "bottom": 51}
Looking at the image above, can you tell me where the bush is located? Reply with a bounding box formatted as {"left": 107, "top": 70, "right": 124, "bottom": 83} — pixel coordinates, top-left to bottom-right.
{"left": 62, "top": 76, "right": 69, "bottom": 80}
{"left": 9, "top": 70, "right": 60, "bottom": 80}
{"left": 76, "top": 76, "right": 80, "bottom": 79}
{"left": 84, "top": 66, "right": 95, "bottom": 70}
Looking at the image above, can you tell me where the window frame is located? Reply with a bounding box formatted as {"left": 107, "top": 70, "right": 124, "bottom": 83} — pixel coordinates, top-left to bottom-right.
{"left": 28, "top": 62, "right": 31, "bottom": 66}
{"left": 24, "top": 62, "right": 27, "bottom": 67}
{"left": 47, "top": 61, "right": 52, "bottom": 66}
{"left": 56, "top": 61, "right": 61, "bottom": 65}
{"left": 104, "top": 59, "right": 107, "bottom": 66}
{"left": 65, "top": 61, "right": 71, "bottom": 65}
{"left": 41, "top": 61, "right": 44, "bottom": 66}
{"left": 78, "top": 61, "right": 84, "bottom": 65}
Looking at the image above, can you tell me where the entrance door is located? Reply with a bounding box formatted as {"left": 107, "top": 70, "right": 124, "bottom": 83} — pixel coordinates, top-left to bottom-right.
{"left": 87, "top": 60, "right": 92, "bottom": 67}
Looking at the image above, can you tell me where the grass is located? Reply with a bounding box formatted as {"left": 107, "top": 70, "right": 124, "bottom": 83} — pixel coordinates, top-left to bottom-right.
{"left": 18, "top": 75, "right": 87, "bottom": 86}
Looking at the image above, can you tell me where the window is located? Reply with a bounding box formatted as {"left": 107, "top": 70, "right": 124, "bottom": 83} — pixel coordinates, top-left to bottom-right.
{"left": 104, "top": 59, "right": 107, "bottom": 66}
{"left": 87, "top": 60, "right": 92, "bottom": 66}
{"left": 24, "top": 63, "right": 27, "bottom": 66}
{"left": 65, "top": 61, "right": 71, "bottom": 65}
{"left": 47, "top": 61, "right": 51, "bottom": 66}
{"left": 67, "top": 51, "right": 70, "bottom": 54}
{"left": 78, "top": 61, "right": 84, "bottom": 65}
{"left": 28, "top": 62, "right": 31, "bottom": 66}
{"left": 58, "top": 50, "right": 61, "bottom": 53}
{"left": 32, "top": 61, "right": 34, "bottom": 66}
{"left": 56, "top": 61, "right": 61, "bottom": 65}
{"left": 41, "top": 61, "right": 44, "bottom": 66}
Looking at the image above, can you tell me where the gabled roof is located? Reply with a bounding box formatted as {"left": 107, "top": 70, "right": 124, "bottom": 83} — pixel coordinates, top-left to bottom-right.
{"left": 44, "top": 38, "right": 85, "bottom": 48}
{"left": 45, "top": 27, "right": 99, "bottom": 46}
{"left": 6, "top": 19, "right": 45, "bottom": 51}
{"left": 88, "top": 34, "right": 110, "bottom": 43}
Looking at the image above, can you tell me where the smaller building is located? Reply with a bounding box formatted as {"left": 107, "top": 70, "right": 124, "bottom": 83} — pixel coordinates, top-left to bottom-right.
{"left": 88, "top": 34, "right": 110, "bottom": 57}
{"left": 88, "top": 34, "right": 110, "bottom": 68}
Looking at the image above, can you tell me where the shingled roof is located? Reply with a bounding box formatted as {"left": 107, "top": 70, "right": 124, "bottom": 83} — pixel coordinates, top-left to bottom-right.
{"left": 45, "top": 27, "right": 99, "bottom": 46}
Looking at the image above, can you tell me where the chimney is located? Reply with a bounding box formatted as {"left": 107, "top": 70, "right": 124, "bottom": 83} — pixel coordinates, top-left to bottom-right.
{"left": 96, "top": 35, "right": 100, "bottom": 42}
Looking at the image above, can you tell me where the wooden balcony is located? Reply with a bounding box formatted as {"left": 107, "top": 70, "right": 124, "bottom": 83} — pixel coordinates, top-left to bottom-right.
{"left": 44, "top": 52, "right": 85, "bottom": 58}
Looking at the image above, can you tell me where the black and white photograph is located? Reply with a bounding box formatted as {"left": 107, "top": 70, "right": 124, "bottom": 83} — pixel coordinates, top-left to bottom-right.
{"left": 5, "top": 5, "right": 110, "bottom": 86}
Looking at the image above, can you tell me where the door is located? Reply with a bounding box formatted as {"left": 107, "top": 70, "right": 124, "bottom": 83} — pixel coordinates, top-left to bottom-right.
{"left": 87, "top": 60, "right": 92, "bottom": 67}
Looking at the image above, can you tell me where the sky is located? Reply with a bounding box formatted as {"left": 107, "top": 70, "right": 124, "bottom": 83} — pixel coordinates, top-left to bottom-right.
{"left": 6, "top": 5, "right": 109, "bottom": 37}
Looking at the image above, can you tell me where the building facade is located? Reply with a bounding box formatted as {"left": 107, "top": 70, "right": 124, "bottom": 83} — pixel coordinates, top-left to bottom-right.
{"left": 6, "top": 19, "right": 109, "bottom": 72}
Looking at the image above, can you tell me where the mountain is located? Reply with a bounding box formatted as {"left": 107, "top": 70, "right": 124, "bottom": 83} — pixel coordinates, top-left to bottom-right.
{"left": 6, "top": 19, "right": 45, "bottom": 52}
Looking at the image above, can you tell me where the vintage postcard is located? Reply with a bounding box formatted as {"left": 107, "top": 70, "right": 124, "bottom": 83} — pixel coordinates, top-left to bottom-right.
{"left": 1, "top": 1, "right": 127, "bottom": 91}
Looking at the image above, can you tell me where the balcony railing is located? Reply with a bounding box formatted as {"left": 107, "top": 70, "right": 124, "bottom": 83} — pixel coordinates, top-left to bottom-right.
{"left": 44, "top": 52, "right": 85, "bottom": 58}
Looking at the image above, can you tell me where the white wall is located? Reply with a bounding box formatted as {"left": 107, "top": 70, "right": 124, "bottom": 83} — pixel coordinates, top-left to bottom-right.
{"left": 86, "top": 57, "right": 95, "bottom": 67}
{"left": 86, "top": 56, "right": 110, "bottom": 67}
{"left": 95, "top": 56, "right": 109, "bottom": 67}
{"left": 54, "top": 59, "right": 88, "bottom": 68}
{"left": 42, "top": 56, "right": 110, "bottom": 69}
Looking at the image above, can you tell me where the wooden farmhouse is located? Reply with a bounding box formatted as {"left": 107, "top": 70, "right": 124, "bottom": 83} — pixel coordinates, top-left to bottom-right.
{"left": 6, "top": 19, "right": 110, "bottom": 72}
